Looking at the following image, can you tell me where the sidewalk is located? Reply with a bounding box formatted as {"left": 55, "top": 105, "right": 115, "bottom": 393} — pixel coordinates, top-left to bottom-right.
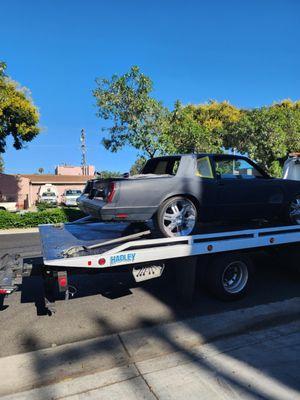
{"left": 0, "top": 227, "right": 39, "bottom": 235}
{"left": 0, "top": 298, "right": 299, "bottom": 399}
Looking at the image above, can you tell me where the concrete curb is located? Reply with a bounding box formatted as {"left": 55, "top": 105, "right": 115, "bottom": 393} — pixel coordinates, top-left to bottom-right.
{"left": 0, "top": 297, "right": 299, "bottom": 397}
{"left": 0, "top": 228, "right": 39, "bottom": 235}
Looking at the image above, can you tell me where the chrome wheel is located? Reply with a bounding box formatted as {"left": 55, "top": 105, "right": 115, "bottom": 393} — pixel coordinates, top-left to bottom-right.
{"left": 222, "top": 261, "right": 248, "bottom": 294}
{"left": 162, "top": 198, "right": 196, "bottom": 237}
{"left": 289, "top": 197, "right": 300, "bottom": 224}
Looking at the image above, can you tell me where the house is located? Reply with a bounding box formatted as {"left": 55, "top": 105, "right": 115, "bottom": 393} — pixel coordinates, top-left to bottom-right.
{"left": 0, "top": 165, "right": 95, "bottom": 209}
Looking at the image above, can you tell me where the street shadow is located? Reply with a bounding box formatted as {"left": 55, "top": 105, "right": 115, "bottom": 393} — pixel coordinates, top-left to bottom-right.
{"left": 15, "top": 298, "right": 299, "bottom": 400}
{"left": 9, "top": 246, "right": 299, "bottom": 399}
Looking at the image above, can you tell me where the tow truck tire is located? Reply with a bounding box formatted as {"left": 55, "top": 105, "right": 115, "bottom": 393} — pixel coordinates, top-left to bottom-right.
{"left": 206, "top": 253, "right": 253, "bottom": 301}
{"left": 285, "top": 194, "right": 300, "bottom": 225}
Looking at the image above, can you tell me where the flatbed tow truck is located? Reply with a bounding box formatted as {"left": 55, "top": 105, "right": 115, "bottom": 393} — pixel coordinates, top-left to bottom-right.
{"left": 0, "top": 218, "right": 300, "bottom": 314}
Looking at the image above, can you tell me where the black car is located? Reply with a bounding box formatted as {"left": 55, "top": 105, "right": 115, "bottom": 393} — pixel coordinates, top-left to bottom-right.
{"left": 77, "top": 154, "right": 300, "bottom": 237}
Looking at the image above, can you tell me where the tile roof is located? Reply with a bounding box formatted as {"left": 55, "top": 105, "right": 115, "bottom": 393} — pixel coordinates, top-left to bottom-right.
{"left": 21, "top": 174, "right": 92, "bottom": 184}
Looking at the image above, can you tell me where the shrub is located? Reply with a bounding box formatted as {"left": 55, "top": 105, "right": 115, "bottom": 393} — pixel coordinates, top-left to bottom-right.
{"left": 0, "top": 208, "right": 85, "bottom": 229}
{"left": 36, "top": 202, "right": 57, "bottom": 211}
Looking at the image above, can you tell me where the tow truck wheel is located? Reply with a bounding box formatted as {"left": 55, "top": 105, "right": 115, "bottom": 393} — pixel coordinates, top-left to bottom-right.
{"left": 206, "top": 254, "right": 253, "bottom": 301}
{"left": 287, "top": 195, "right": 300, "bottom": 225}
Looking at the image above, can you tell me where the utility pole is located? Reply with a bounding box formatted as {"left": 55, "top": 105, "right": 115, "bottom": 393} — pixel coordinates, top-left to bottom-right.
{"left": 80, "top": 128, "right": 87, "bottom": 174}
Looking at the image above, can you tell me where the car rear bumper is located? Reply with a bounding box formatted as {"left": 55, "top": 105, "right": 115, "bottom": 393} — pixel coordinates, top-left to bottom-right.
{"left": 77, "top": 197, "right": 156, "bottom": 221}
{"left": 64, "top": 199, "right": 78, "bottom": 206}
{"left": 40, "top": 199, "right": 57, "bottom": 204}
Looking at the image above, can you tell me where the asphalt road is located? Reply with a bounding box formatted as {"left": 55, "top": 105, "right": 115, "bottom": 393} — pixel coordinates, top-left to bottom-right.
{"left": 0, "top": 233, "right": 41, "bottom": 258}
{"left": 0, "top": 232, "right": 299, "bottom": 358}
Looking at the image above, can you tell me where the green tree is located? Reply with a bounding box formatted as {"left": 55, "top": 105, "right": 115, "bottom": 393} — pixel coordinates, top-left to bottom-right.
{"left": 227, "top": 100, "right": 300, "bottom": 176}
{"left": 0, "top": 62, "right": 40, "bottom": 153}
{"left": 0, "top": 154, "right": 3, "bottom": 173}
{"left": 93, "top": 66, "right": 170, "bottom": 158}
{"left": 130, "top": 156, "right": 147, "bottom": 175}
{"left": 93, "top": 66, "right": 300, "bottom": 176}
{"left": 97, "top": 170, "right": 122, "bottom": 179}
{"left": 167, "top": 99, "right": 300, "bottom": 177}
{"left": 165, "top": 100, "right": 242, "bottom": 154}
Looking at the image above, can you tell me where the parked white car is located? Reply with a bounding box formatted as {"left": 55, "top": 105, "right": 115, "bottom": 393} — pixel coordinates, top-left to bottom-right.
{"left": 38, "top": 184, "right": 58, "bottom": 205}
{"left": 0, "top": 201, "right": 18, "bottom": 212}
{"left": 61, "top": 189, "right": 82, "bottom": 206}
{"left": 283, "top": 153, "right": 300, "bottom": 181}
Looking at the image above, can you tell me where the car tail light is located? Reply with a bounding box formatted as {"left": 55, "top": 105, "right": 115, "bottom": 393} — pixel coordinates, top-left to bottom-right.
{"left": 106, "top": 183, "right": 116, "bottom": 203}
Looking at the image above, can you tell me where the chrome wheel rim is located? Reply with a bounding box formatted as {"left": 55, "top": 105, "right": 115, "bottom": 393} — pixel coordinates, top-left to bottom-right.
{"left": 163, "top": 199, "right": 196, "bottom": 237}
{"left": 222, "top": 261, "right": 248, "bottom": 294}
{"left": 289, "top": 197, "right": 300, "bottom": 224}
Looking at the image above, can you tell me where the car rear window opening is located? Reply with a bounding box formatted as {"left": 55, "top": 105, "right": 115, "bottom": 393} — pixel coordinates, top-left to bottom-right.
{"left": 141, "top": 157, "right": 181, "bottom": 175}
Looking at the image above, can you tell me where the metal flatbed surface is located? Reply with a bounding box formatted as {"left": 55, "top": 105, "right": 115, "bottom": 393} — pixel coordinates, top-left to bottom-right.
{"left": 39, "top": 221, "right": 143, "bottom": 261}
{"left": 39, "top": 220, "right": 300, "bottom": 270}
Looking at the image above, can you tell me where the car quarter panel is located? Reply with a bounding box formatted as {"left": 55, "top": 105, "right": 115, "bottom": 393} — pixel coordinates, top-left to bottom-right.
{"left": 114, "top": 176, "right": 217, "bottom": 221}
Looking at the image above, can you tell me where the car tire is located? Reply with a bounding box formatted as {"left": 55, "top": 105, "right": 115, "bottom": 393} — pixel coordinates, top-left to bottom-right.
{"left": 285, "top": 195, "right": 300, "bottom": 225}
{"left": 153, "top": 196, "right": 198, "bottom": 238}
{"left": 206, "top": 253, "right": 253, "bottom": 301}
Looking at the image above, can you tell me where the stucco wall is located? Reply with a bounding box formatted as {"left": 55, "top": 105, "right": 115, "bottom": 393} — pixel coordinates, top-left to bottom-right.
{"left": 55, "top": 165, "right": 95, "bottom": 176}
{"left": 0, "top": 174, "right": 30, "bottom": 209}
{"left": 1, "top": 172, "right": 89, "bottom": 208}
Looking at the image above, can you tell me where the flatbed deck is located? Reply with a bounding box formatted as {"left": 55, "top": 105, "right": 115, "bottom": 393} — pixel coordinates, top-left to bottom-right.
{"left": 39, "top": 221, "right": 141, "bottom": 261}
{"left": 39, "top": 221, "right": 300, "bottom": 268}
{"left": 1, "top": 220, "right": 300, "bottom": 313}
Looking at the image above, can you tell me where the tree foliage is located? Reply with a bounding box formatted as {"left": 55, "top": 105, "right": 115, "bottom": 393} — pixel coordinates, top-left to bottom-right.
{"left": 0, "top": 154, "right": 4, "bottom": 173}
{"left": 165, "top": 100, "right": 242, "bottom": 154}
{"left": 94, "top": 66, "right": 300, "bottom": 177}
{"left": 166, "top": 99, "right": 300, "bottom": 176}
{"left": 130, "top": 156, "right": 147, "bottom": 175}
{"left": 97, "top": 170, "right": 122, "bottom": 179}
{"left": 93, "top": 66, "right": 170, "bottom": 158}
{"left": 0, "top": 62, "right": 40, "bottom": 153}
{"left": 225, "top": 100, "right": 300, "bottom": 176}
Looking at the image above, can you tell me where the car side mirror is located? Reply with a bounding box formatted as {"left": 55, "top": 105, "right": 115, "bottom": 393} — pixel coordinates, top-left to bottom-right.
{"left": 216, "top": 171, "right": 221, "bottom": 179}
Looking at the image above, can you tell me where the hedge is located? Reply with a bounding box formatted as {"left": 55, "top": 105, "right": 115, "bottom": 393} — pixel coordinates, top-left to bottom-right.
{"left": 0, "top": 208, "right": 85, "bottom": 229}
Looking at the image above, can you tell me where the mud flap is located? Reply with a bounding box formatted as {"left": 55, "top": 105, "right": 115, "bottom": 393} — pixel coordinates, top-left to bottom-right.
{"left": 175, "top": 256, "right": 197, "bottom": 304}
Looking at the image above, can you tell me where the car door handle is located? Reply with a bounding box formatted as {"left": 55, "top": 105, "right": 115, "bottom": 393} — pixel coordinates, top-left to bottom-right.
{"left": 217, "top": 181, "right": 225, "bottom": 186}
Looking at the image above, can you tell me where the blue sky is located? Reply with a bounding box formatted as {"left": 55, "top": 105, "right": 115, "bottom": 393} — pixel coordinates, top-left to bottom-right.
{"left": 1, "top": 0, "right": 299, "bottom": 174}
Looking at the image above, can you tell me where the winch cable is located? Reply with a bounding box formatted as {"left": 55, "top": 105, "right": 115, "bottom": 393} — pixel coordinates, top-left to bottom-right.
{"left": 62, "top": 229, "right": 151, "bottom": 257}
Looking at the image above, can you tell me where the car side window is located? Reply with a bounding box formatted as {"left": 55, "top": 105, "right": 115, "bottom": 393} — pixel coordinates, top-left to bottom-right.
{"left": 196, "top": 156, "right": 214, "bottom": 178}
{"left": 142, "top": 157, "right": 181, "bottom": 175}
{"left": 153, "top": 161, "right": 168, "bottom": 174}
{"left": 171, "top": 160, "right": 180, "bottom": 175}
{"left": 215, "top": 158, "right": 263, "bottom": 179}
